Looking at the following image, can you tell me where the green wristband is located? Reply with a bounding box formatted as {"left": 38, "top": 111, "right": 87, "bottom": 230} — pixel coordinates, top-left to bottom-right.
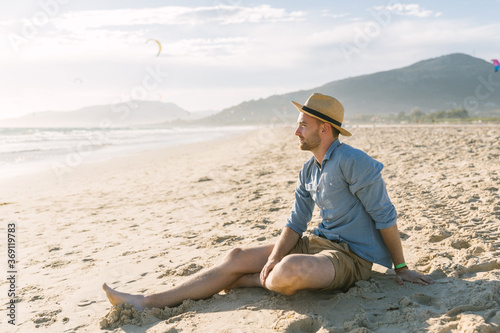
{"left": 395, "top": 263, "right": 407, "bottom": 269}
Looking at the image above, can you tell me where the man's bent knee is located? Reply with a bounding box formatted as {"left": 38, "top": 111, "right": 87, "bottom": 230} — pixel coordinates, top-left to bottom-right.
{"left": 265, "top": 256, "right": 303, "bottom": 295}
{"left": 221, "top": 244, "right": 274, "bottom": 276}
{"left": 222, "top": 247, "right": 243, "bottom": 263}
{"left": 265, "top": 255, "right": 334, "bottom": 295}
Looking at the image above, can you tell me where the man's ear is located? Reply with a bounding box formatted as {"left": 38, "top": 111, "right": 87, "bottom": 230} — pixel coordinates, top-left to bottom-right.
{"left": 321, "top": 123, "right": 330, "bottom": 135}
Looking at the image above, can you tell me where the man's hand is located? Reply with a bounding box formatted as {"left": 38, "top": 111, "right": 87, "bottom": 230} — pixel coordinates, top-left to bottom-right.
{"left": 260, "top": 258, "right": 280, "bottom": 286}
{"left": 260, "top": 227, "right": 300, "bottom": 287}
{"left": 396, "top": 268, "right": 434, "bottom": 286}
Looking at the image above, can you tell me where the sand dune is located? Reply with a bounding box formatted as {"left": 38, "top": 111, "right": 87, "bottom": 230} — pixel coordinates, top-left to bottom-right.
{"left": 1, "top": 125, "right": 499, "bottom": 332}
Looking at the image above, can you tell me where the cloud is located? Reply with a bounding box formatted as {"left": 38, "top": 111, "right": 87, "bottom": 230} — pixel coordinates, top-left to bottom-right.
{"left": 0, "top": 4, "right": 306, "bottom": 60}
{"left": 373, "top": 3, "right": 442, "bottom": 18}
{"left": 166, "top": 37, "right": 250, "bottom": 58}
{"left": 212, "top": 4, "right": 306, "bottom": 24}
{"left": 295, "top": 13, "right": 500, "bottom": 78}
{"left": 0, "top": 5, "right": 305, "bottom": 31}
{"left": 47, "top": 5, "right": 305, "bottom": 32}
{"left": 321, "top": 10, "right": 350, "bottom": 19}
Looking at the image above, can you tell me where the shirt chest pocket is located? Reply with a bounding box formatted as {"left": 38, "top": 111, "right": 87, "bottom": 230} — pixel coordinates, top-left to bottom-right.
{"left": 307, "top": 177, "right": 350, "bottom": 209}
{"left": 321, "top": 177, "right": 348, "bottom": 196}
{"left": 305, "top": 182, "right": 318, "bottom": 202}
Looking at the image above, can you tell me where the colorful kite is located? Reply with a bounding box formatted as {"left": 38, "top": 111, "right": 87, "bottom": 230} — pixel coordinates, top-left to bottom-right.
{"left": 492, "top": 59, "right": 499, "bottom": 72}
{"left": 146, "top": 39, "right": 162, "bottom": 57}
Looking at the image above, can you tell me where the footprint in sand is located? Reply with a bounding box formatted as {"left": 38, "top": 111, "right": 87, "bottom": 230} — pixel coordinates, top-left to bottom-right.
{"left": 448, "top": 239, "right": 471, "bottom": 250}
{"left": 275, "top": 313, "right": 329, "bottom": 333}
{"left": 428, "top": 227, "right": 451, "bottom": 243}
{"left": 410, "top": 293, "right": 443, "bottom": 310}
{"left": 437, "top": 312, "right": 498, "bottom": 333}
{"left": 457, "top": 261, "right": 500, "bottom": 277}
{"left": 158, "top": 262, "right": 204, "bottom": 278}
{"left": 31, "top": 309, "right": 62, "bottom": 328}
{"left": 77, "top": 299, "right": 97, "bottom": 307}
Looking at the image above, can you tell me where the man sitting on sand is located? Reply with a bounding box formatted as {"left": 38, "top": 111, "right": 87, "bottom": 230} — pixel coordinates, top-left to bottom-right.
{"left": 103, "top": 93, "right": 434, "bottom": 310}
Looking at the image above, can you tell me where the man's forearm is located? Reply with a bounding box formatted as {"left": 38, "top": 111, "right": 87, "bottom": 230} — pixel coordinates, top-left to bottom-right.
{"left": 260, "top": 227, "right": 300, "bottom": 285}
{"left": 269, "top": 227, "right": 300, "bottom": 262}
{"left": 379, "top": 224, "right": 405, "bottom": 266}
{"left": 380, "top": 223, "right": 435, "bottom": 286}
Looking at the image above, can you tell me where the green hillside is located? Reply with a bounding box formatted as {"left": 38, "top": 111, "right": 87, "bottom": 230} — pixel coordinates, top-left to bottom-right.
{"left": 200, "top": 53, "right": 500, "bottom": 126}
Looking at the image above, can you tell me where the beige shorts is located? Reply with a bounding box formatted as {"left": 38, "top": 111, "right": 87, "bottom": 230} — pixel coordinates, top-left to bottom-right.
{"left": 288, "top": 234, "right": 373, "bottom": 291}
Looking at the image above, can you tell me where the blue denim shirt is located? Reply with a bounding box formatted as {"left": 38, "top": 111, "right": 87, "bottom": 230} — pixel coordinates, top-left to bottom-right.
{"left": 285, "top": 139, "right": 397, "bottom": 268}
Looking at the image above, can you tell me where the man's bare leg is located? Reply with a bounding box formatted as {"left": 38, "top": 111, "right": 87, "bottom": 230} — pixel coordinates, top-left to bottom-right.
{"left": 225, "top": 253, "right": 336, "bottom": 293}
{"left": 225, "top": 273, "right": 262, "bottom": 290}
{"left": 264, "top": 254, "right": 336, "bottom": 295}
{"left": 103, "top": 244, "right": 273, "bottom": 310}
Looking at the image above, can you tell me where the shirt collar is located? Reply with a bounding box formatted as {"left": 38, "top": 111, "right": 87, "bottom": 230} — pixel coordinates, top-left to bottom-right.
{"left": 315, "top": 139, "right": 341, "bottom": 168}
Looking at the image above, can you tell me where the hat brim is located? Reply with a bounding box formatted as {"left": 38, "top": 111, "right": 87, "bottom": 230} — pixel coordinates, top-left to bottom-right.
{"left": 291, "top": 101, "right": 352, "bottom": 137}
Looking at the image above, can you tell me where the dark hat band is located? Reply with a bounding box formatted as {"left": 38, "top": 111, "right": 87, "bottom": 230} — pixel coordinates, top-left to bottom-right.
{"left": 301, "top": 105, "right": 342, "bottom": 127}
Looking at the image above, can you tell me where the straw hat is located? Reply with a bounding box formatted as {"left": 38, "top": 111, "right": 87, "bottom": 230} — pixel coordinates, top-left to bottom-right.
{"left": 291, "top": 93, "right": 352, "bottom": 136}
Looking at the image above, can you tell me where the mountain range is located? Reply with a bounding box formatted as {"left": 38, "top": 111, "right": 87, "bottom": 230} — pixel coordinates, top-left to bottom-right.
{"left": 201, "top": 53, "right": 500, "bottom": 125}
{"left": 0, "top": 101, "right": 215, "bottom": 128}
{"left": 1, "top": 53, "right": 498, "bottom": 128}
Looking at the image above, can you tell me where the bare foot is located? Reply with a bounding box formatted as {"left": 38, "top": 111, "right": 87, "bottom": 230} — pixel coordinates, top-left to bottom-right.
{"left": 102, "top": 283, "right": 147, "bottom": 311}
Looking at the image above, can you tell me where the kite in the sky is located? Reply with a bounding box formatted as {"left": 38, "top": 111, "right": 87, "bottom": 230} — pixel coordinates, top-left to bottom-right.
{"left": 146, "top": 39, "right": 162, "bottom": 57}
{"left": 492, "top": 59, "right": 499, "bottom": 72}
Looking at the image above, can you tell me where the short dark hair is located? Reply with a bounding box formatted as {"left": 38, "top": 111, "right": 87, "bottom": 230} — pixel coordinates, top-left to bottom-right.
{"left": 313, "top": 117, "right": 339, "bottom": 139}
{"left": 330, "top": 125, "right": 340, "bottom": 138}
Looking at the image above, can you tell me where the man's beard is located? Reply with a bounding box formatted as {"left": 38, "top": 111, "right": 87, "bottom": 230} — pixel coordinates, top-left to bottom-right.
{"left": 298, "top": 129, "right": 321, "bottom": 151}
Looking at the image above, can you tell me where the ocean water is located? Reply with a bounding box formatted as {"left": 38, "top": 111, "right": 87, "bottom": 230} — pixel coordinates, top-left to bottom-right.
{"left": 0, "top": 126, "right": 253, "bottom": 179}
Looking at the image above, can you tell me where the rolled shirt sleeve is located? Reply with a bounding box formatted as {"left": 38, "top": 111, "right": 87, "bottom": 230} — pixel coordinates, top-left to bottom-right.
{"left": 284, "top": 160, "right": 315, "bottom": 236}
{"left": 341, "top": 150, "right": 397, "bottom": 230}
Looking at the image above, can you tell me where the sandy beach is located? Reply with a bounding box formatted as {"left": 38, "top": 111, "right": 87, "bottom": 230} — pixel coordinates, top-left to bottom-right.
{"left": 1, "top": 124, "right": 499, "bottom": 332}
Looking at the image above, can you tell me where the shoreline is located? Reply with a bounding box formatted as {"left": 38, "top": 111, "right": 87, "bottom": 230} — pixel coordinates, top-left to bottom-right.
{"left": 1, "top": 124, "right": 499, "bottom": 332}
{"left": 1, "top": 127, "right": 263, "bottom": 202}
{"left": 0, "top": 125, "right": 257, "bottom": 182}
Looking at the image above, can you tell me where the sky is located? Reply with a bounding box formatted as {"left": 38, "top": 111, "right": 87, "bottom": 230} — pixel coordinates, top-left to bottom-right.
{"left": 0, "top": 0, "right": 499, "bottom": 120}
